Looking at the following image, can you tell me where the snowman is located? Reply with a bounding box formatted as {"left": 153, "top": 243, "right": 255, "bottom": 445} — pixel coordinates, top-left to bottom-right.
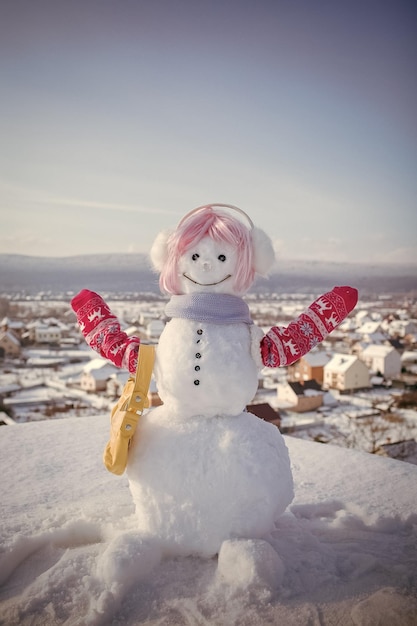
{"left": 71, "top": 204, "right": 357, "bottom": 584}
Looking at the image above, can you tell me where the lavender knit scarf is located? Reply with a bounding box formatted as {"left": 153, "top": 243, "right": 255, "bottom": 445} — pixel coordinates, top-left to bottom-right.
{"left": 165, "top": 293, "right": 253, "bottom": 325}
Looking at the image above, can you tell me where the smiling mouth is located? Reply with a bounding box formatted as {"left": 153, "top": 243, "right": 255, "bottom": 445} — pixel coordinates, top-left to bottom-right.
{"left": 183, "top": 273, "right": 232, "bottom": 286}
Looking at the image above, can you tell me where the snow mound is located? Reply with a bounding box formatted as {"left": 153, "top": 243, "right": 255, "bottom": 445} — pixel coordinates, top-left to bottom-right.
{"left": 217, "top": 538, "right": 285, "bottom": 593}
{"left": 0, "top": 415, "right": 416, "bottom": 625}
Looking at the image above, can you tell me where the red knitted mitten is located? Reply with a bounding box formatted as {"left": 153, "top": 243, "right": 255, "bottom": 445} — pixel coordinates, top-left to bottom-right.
{"left": 260, "top": 286, "right": 358, "bottom": 367}
{"left": 71, "top": 289, "right": 140, "bottom": 373}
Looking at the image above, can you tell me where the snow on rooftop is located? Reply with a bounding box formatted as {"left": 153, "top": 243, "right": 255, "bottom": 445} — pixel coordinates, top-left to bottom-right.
{"left": 301, "top": 350, "right": 331, "bottom": 367}
{"left": 0, "top": 416, "right": 416, "bottom": 624}
{"left": 325, "top": 353, "right": 358, "bottom": 372}
{"left": 82, "top": 358, "right": 119, "bottom": 375}
{"left": 0, "top": 330, "right": 20, "bottom": 346}
{"left": 402, "top": 351, "right": 417, "bottom": 363}
{"left": 362, "top": 344, "right": 395, "bottom": 357}
{"left": 357, "top": 321, "right": 383, "bottom": 334}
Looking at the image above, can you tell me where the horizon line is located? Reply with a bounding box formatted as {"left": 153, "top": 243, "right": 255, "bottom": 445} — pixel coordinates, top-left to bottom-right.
{"left": 1, "top": 251, "right": 416, "bottom": 268}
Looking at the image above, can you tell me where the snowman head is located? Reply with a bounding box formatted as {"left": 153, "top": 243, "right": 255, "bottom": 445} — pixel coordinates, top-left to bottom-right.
{"left": 150, "top": 204, "right": 275, "bottom": 296}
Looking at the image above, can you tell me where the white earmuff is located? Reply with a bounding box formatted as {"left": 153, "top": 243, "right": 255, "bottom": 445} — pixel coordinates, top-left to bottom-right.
{"left": 251, "top": 227, "right": 275, "bottom": 276}
{"left": 150, "top": 229, "right": 173, "bottom": 272}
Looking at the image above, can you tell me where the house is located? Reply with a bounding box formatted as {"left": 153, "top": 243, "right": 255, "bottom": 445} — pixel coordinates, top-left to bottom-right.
{"left": 387, "top": 337, "right": 404, "bottom": 353}
{"left": 401, "top": 351, "right": 417, "bottom": 365}
{"left": 351, "top": 341, "right": 369, "bottom": 359}
{"left": 388, "top": 320, "right": 417, "bottom": 338}
{"left": 26, "top": 320, "right": 63, "bottom": 345}
{"left": 361, "top": 344, "right": 402, "bottom": 379}
{"left": 106, "top": 371, "right": 131, "bottom": 398}
{"left": 287, "top": 350, "right": 331, "bottom": 385}
{"left": 260, "top": 367, "right": 283, "bottom": 390}
{"left": 80, "top": 359, "right": 120, "bottom": 392}
{"left": 356, "top": 321, "right": 386, "bottom": 344}
{"left": 106, "top": 371, "right": 163, "bottom": 407}
{"left": 35, "top": 324, "right": 62, "bottom": 344}
{"left": 401, "top": 351, "right": 417, "bottom": 375}
{"left": 0, "top": 330, "right": 21, "bottom": 358}
{"left": 277, "top": 380, "right": 324, "bottom": 413}
{"left": 354, "top": 310, "right": 372, "bottom": 327}
{"left": 0, "top": 317, "right": 25, "bottom": 339}
{"left": 0, "top": 412, "right": 17, "bottom": 426}
{"left": 376, "top": 440, "right": 417, "bottom": 465}
{"left": 323, "top": 353, "right": 370, "bottom": 392}
{"left": 0, "top": 317, "right": 9, "bottom": 330}
{"left": 247, "top": 403, "right": 281, "bottom": 427}
{"left": 338, "top": 317, "right": 358, "bottom": 332}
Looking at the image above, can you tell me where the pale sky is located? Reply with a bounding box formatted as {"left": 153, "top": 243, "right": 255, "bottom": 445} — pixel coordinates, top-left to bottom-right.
{"left": 1, "top": 0, "right": 416, "bottom": 264}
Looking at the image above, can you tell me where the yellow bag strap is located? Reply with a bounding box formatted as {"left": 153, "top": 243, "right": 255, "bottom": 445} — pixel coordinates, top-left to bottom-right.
{"left": 127, "top": 344, "right": 155, "bottom": 415}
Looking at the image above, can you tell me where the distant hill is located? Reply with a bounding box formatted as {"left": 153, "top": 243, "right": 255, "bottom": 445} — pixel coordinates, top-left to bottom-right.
{"left": 0, "top": 253, "right": 158, "bottom": 296}
{"left": 0, "top": 253, "right": 416, "bottom": 296}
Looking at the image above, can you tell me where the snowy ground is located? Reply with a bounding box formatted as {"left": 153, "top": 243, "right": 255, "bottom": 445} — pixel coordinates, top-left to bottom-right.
{"left": 1, "top": 415, "right": 417, "bottom": 625}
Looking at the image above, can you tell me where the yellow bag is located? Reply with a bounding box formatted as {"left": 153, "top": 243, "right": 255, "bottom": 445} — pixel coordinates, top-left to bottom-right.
{"left": 103, "top": 344, "right": 155, "bottom": 475}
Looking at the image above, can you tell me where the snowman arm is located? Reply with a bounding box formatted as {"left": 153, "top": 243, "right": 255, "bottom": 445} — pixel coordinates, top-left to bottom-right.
{"left": 70, "top": 289, "right": 140, "bottom": 374}
{"left": 260, "top": 286, "right": 358, "bottom": 367}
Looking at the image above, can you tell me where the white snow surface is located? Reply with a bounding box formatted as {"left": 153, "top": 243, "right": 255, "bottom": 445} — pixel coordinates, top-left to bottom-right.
{"left": 1, "top": 415, "right": 417, "bottom": 625}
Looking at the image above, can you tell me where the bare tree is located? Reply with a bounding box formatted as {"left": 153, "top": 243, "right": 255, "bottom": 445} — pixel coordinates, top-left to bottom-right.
{"left": 344, "top": 412, "right": 408, "bottom": 454}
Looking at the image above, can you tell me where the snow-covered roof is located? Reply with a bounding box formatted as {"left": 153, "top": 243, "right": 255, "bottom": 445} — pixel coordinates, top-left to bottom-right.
{"left": 357, "top": 321, "right": 382, "bottom": 334}
{"left": 26, "top": 320, "right": 45, "bottom": 329}
{"left": 82, "top": 358, "right": 118, "bottom": 378}
{"left": 302, "top": 351, "right": 331, "bottom": 367}
{"left": 338, "top": 318, "right": 357, "bottom": 331}
{"left": 401, "top": 351, "right": 417, "bottom": 363}
{"left": 355, "top": 310, "right": 370, "bottom": 323}
{"left": 390, "top": 319, "right": 415, "bottom": 331}
{"left": 288, "top": 380, "right": 323, "bottom": 396}
{"left": 124, "top": 325, "right": 140, "bottom": 336}
{"left": 324, "top": 353, "right": 359, "bottom": 372}
{"left": 370, "top": 375, "right": 384, "bottom": 386}
{"left": 0, "top": 330, "right": 21, "bottom": 346}
{"left": 362, "top": 344, "right": 396, "bottom": 358}
{"left": 362, "top": 332, "right": 387, "bottom": 344}
{"left": 1, "top": 317, "right": 24, "bottom": 330}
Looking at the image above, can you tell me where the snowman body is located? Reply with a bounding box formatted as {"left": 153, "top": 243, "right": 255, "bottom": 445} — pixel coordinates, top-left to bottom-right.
{"left": 127, "top": 407, "right": 293, "bottom": 558}
{"left": 127, "top": 317, "right": 294, "bottom": 557}
{"left": 154, "top": 318, "right": 258, "bottom": 418}
{"left": 126, "top": 223, "right": 294, "bottom": 557}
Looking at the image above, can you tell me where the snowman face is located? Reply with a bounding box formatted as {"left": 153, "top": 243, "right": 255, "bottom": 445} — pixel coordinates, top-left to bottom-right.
{"left": 178, "top": 236, "right": 238, "bottom": 294}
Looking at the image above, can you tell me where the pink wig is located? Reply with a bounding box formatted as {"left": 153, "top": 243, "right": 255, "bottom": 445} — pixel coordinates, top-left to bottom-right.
{"left": 159, "top": 207, "right": 255, "bottom": 295}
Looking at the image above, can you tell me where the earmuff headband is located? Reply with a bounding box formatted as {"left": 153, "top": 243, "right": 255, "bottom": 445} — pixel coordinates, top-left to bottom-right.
{"left": 177, "top": 204, "right": 254, "bottom": 230}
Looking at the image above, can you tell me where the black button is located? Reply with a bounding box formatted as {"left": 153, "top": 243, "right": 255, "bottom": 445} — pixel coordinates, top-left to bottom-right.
{"left": 195, "top": 365, "right": 200, "bottom": 371}
{"left": 197, "top": 329, "right": 203, "bottom": 335}
{"left": 194, "top": 379, "right": 200, "bottom": 385}
{"left": 195, "top": 353, "right": 201, "bottom": 358}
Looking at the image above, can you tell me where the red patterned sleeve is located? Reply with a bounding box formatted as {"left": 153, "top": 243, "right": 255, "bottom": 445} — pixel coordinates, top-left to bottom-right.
{"left": 260, "top": 286, "right": 358, "bottom": 367}
{"left": 70, "top": 289, "right": 140, "bottom": 374}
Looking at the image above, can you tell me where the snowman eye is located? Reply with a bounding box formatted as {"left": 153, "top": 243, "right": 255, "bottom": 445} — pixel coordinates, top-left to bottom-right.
{"left": 218, "top": 254, "right": 226, "bottom": 262}
{"left": 192, "top": 253, "right": 200, "bottom": 261}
